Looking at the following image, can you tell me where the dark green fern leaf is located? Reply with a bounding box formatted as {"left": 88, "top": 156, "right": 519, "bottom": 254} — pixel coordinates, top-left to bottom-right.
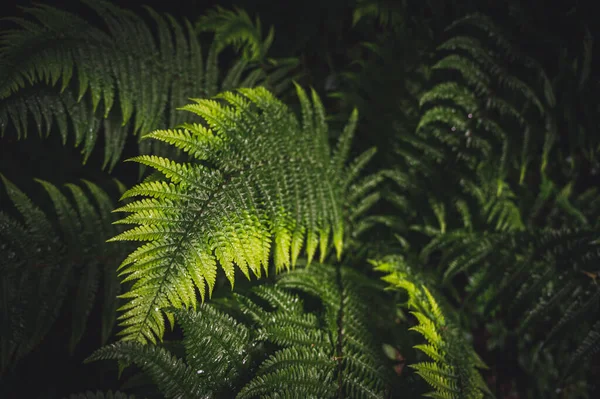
{"left": 88, "top": 264, "right": 391, "bottom": 398}
{"left": 0, "top": 175, "right": 127, "bottom": 372}
{"left": 196, "top": 6, "right": 274, "bottom": 63}
{"left": 87, "top": 341, "right": 209, "bottom": 398}
{"left": 0, "top": 0, "right": 294, "bottom": 170}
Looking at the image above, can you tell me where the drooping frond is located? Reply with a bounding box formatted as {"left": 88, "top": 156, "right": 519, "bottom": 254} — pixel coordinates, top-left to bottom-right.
{"left": 0, "top": 0, "right": 295, "bottom": 170}
{"left": 372, "top": 257, "right": 491, "bottom": 399}
{"left": 413, "top": 13, "right": 552, "bottom": 185}
{"left": 87, "top": 341, "right": 209, "bottom": 398}
{"left": 0, "top": 175, "right": 127, "bottom": 372}
{"left": 110, "top": 86, "right": 378, "bottom": 344}
{"left": 279, "top": 265, "right": 391, "bottom": 398}
{"left": 88, "top": 264, "right": 391, "bottom": 398}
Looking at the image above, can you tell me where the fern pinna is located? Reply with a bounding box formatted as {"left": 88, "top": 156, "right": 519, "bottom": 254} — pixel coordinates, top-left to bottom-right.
{"left": 109, "top": 85, "right": 377, "bottom": 344}
{"left": 88, "top": 263, "right": 391, "bottom": 398}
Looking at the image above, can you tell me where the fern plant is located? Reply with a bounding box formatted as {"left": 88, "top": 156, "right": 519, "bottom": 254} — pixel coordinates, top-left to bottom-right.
{"left": 109, "top": 85, "right": 378, "bottom": 344}
{"left": 0, "top": 176, "right": 127, "bottom": 373}
{"left": 2, "top": 1, "right": 599, "bottom": 398}
{"left": 88, "top": 263, "right": 391, "bottom": 398}
{"left": 372, "top": 255, "right": 492, "bottom": 399}
{"left": 0, "top": 0, "right": 295, "bottom": 170}
{"left": 376, "top": 11, "right": 600, "bottom": 397}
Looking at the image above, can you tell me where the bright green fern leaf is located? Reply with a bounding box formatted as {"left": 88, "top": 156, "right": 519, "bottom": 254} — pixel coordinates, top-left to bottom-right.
{"left": 373, "top": 257, "right": 491, "bottom": 399}
{"left": 110, "top": 86, "right": 377, "bottom": 344}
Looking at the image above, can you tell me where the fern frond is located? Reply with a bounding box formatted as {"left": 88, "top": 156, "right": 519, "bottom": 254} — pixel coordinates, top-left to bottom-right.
{"left": 196, "top": 6, "right": 274, "bottom": 62}
{"left": 0, "top": 1, "right": 292, "bottom": 170}
{"left": 86, "top": 341, "right": 209, "bottom": 398}
{"left": 352, "top": 0, "right": 405, "bottom": 29}
{"left": 89, "top": 264, "right": 391, "bottom": 398}
{"left": 111, "top": 87, "right": 379, "bottom": 344}
{"left": 0, "top": 176, "right": 127, "bottom": 371}
{"left": 176, "top": 305, "right": 251, "bottom": 387}
{"left": 373, "top": 257, "right": 491, "bottom": 398}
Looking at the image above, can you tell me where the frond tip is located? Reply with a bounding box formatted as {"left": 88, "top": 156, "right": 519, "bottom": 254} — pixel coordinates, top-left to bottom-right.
{"left": 112, "top": 86, "right": 375, "bottom": 344}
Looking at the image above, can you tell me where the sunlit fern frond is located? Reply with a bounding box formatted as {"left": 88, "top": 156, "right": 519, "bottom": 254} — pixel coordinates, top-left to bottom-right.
{"left": 109, "top": 86, "right": 379, "bottom": 344}
{"left": 0, "top": 0, "right": 296, "bottom": 170}
{"left": 88, "top": 264, "right": 391, "bottom": 398}
{"left": 0, "top": 175, "right": 128, "bottom": 372}
{"left": 372, "top": 256, "right": 492, "bottom": 399}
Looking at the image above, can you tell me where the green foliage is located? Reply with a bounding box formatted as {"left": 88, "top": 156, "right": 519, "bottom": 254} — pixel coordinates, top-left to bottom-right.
{"left": 88, "top": 264, "right": 391, "bottom": 398}
{"left": 373, "top": 256, "right": 491, "bottom": 399}
{"left": 0, "top": 176, "right": 127, "bottom": 372}
{"left": 0, "top": 0, "right": 294, "bottom": 170}
{"left": 436, "top": 228, "right": 600, "bottom": 376}
{"left": 196, "top": 6, "right": 274, "bottom": 63}
{"left": 352, "top": 0, "right": 406, "bottom": 29}
{"left": 350, "top": 9, "right": 600, "bottom": 396}
{"left": 110, "top": 86, "right": 378, "bottom": 344}
{"left": 1, "top": 1, "right": 599, "bottom": 398}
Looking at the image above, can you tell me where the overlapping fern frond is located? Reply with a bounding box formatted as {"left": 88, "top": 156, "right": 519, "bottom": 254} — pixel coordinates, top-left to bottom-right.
{"left": 0, "top": 175, "right": 127, "bottom": 372}
{"left": 0, "top": 0, "right": 296, "bottom": 170}
{"left": 88, "top": 264, "right": 391, "bottom": 398}
{"left": 382, "top": 12, "right": 599, "bottom": 250}
{"left": 351, "top": 0, "right": 406, "bottom": 30}
{"left": 412, "top": 13, "right": 555, "bottom": 185}
{"left": 109, "top": 86, "right": 378, "bottom": 344}
{"left": 372, "top": 256, "right": 492, "bottom": 399}
{"left": 441, "top": 228, "right": 600, "bottom": 377}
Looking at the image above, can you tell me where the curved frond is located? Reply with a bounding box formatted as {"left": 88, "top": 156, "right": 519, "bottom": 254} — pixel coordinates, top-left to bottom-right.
{"left": 196, "top": 6, "right": 274, "bottom": 62}
{"left": 111, "top": 86, "right": 378, "bottom": 344}
{"left": 373, "top": 257, "right": 491, "bottom": 399}
{"left": 88, "top": 264, "right": 391, "bottom": 398}
{"left": 0, "top": 1, "right": 294, "bottom": 170}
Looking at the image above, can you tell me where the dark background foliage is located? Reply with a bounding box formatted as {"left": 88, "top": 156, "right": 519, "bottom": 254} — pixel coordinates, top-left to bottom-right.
{"left": 0, "top": 0, "right": 599, "bottom": 397}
